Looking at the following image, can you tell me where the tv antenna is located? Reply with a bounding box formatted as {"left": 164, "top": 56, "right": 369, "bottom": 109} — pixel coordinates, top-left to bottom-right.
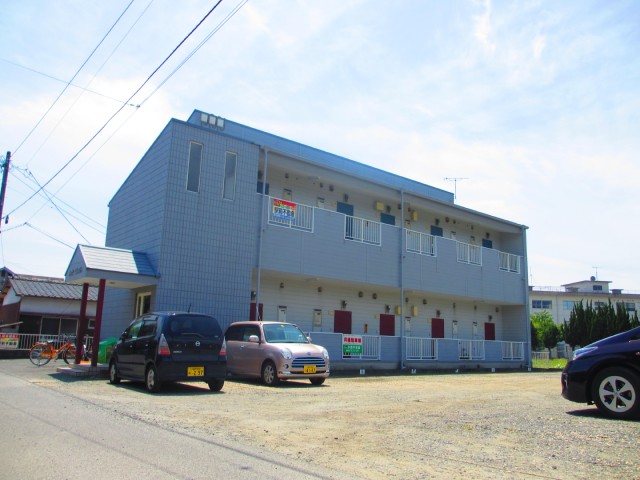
{"left": 444, "top": 177, "right": 468, "bottom": 200}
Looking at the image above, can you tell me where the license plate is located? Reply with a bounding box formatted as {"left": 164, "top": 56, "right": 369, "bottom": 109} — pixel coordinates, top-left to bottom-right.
{"left": 304, "top": 365, "right": 317, "bottom": 374}
{"left": 188, "top": 366, "right": 204, "bottom": 377}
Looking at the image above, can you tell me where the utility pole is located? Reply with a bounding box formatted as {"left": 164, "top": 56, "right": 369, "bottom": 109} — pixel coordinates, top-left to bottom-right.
{"left": 0, "top": 151, "right": 10, "bottom": 233}
{"left": 444, "top": 177, "right": 468, "bottom": 200}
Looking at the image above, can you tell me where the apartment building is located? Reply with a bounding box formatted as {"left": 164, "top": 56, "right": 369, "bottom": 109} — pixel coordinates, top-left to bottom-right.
{"left": 530, "top": 277, "right": 640, "bottom": 326}
{"left": 67, "top": 110, "right": 531, "bottom": 370}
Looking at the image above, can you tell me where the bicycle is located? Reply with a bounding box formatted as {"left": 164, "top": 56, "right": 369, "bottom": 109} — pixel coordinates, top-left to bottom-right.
{"left": 28, "top": 336, "right": 79, "bottom": 366}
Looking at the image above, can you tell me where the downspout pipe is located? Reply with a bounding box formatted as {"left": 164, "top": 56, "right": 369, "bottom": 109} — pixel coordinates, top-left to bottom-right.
{"left": 255, "top": 147, "right": 269, "bottom": 321}
{"left": 400, "top": 190, "right": 406, "bottom": 369}
{"left": 522, "top": 224, "right": 532, "bottom": 369}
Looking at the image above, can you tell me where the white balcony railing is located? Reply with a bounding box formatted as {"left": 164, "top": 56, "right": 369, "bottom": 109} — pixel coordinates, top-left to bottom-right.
{"left": 458, "top": 339, "right": 485, "bottom": 360}
{"left": 405, "top": 337, "right": 437, "bottom": 360}
{"left": 406, "top": 230, "right": 436, "bottom": 256}
{"left": 456, "top": 242, "right": 482, "bottom": 266}
{"left": 345, "top": 216, "right": 381, "bottom": 245}
{"left": 499, "top": 251, "right": 521, "bottom": 274}
{"left": 501, "top": 341, "right": 524, "bottom": 360}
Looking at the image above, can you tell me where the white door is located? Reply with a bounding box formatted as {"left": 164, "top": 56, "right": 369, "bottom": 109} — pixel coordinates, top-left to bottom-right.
{"left": 278, "top": 306, "right": 287, "bottom": 323}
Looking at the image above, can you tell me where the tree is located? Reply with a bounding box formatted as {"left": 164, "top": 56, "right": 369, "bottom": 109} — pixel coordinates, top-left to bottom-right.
{"left": 531, "top": 311, "right": 559, "bottom": 352}
{"left": 563, "top": 300, "right": 639, "bottom": 347}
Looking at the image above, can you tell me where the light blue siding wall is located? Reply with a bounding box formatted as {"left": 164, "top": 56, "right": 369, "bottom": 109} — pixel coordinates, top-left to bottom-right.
{"left": 103, "top": 119, "right": 261, "bottom": 333}
{"left": 102, "top": 124, "right": 173, "bottom": 335}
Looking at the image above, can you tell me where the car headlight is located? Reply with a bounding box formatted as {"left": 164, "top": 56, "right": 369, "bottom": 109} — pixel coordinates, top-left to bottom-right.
{"left": 280, "top": 348, "right": 292, "bottom": 360}
{"left": 572, "top": 346, "right": 597, "bottom": 359}
{"left": 322, "top": 347, "right": 329, "bottom": 360}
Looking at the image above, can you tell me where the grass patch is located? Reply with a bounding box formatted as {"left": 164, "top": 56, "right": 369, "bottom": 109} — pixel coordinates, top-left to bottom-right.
{"left": 532, "top": 358, "right": 567, "bottom": 370}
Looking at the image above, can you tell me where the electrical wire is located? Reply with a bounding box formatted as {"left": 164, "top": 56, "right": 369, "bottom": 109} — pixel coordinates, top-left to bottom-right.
{"left": 0, "top": 57, "right": 137, "bottom": 107}
{"left": 6, "top": 0, "right": 225, "bottom": 220}
{"left": 138, "top": 0, "right": 248, "bottom": 106}
{"left": 23, "top": 0, "right": 154, "bottom": 168}
{"left": 12, "top": 0, "right": 136, "bottom": 156}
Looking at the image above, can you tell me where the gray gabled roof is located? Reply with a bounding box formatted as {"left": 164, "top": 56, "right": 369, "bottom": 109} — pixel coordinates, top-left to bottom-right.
{"left": 10, "top": 278, "right": 99, "bottom": 301}
{"left": 65, "top": 245, "right": 158, "bottom": 288}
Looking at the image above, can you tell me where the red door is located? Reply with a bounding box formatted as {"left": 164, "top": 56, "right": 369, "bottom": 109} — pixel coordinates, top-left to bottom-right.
{"left": 249, "top": 303, "right": 263, "bottom": 321}
{"left": 484, "top": 322, "right": 495, "bottom": 341}
{"left": 431, "top": 318, "right": 444, "bottom": 338}
{"left": 379, "top": 314, "right": 395, "bottom": 336}
{"left": 334, "top": 310, "right": 352, "bottom": 334}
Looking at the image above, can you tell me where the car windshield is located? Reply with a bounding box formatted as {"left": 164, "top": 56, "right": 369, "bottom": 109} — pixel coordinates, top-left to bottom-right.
{"left": 263, "top": 323, "right": 309, "bottom": 343}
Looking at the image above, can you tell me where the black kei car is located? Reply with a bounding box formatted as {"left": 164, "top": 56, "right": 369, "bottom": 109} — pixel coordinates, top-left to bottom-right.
{"left": 561, "top": 326, "right": 640, "bottom": 419}
{"left": 109, "top": 312, "right": 227, "bottom": 393}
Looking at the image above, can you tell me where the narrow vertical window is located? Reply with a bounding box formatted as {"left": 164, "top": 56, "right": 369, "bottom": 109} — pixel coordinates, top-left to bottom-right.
{"left": 187, "top": 142, "right": 203, "bottom": 192}
{"left": 223, "top": 151, "right": 237, "bottom": 200}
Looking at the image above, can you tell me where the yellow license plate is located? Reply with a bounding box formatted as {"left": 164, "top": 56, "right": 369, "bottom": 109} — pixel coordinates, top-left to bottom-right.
{"left": 188, "top": 366, "right": 204, "bottom": 377}
{"left": 304, "top": 365, "right": 317, "bottom": 374}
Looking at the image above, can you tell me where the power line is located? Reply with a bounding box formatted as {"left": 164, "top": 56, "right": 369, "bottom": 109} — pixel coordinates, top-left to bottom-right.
{"left": 23, "top": 0, "right": 155, "bottom": 168}
{"left": 12, "top": 0, "right": 136, "bottom": 156}
{"left": 6, "top": 0, "right": 226, "bottom": 219}
{"left": 139, "top": 0, "right": 249, "bottom": 106}
{"left": 0, "top": 57, "right": 138, "bottom": 107}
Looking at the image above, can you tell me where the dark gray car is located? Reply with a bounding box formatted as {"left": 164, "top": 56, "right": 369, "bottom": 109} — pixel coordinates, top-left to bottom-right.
{"left": 109, "top": 312, "right": 227, "bottom": 393}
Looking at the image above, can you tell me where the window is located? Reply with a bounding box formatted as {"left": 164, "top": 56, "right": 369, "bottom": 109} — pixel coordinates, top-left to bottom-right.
{"left": 626, "top": 302, "right": 637, "bottom": 312}
{"left": 136, "top": 292, "right": 152, "bottom": 318}
{"left": 532, "top": 300, "right": 552, "bottom": 309}
{"left": 187, "top": 142, "right": 203, "bottom": 192}
{"left": 593, "top": 285, "right": 603, "bottom": 291}
{"left": 594, "top": 302, "right": 606, "bottom": 309}
{"left": 223, "top": 151, "right": 237, "bottom": 200}
{"left": 563, "top": 300, "right": 577, "bottom": 310}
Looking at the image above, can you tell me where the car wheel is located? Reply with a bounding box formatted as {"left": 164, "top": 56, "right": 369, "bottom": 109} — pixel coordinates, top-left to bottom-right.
{"left": 591, "top": 367, "right": 640, "bottom": 419}
{"left": 207, "top": 379, "right": 225, "bottom": 392}
{"left": 261, "top": 361, "right": 280, "bottom": 386}
{"left": 109, "top": 360, "right": 121, "bottom": 385}
{"left": 310, "top": 378, "right": 325, "bottom": 386}
{"left": 145, "top": 364, "right": 161, "bottom": 393}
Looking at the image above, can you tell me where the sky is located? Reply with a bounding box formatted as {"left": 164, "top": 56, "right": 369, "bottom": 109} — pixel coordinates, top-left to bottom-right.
{"left": 0, "top": 0, "right": 638, "bottom": 291}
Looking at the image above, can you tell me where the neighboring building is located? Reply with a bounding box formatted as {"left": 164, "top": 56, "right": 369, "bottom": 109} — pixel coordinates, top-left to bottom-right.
{"left": 529, "top": 276, "right": 640, "bottom": 325}
{"left": 0, "top": 269, "right": 97, "bottom": 339}
{"left": 66, "top": 110, "right": 531, "bottom": 370}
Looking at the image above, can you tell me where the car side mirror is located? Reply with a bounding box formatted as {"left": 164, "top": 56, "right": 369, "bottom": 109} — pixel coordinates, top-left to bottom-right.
{"left": 248, "top": 335, "right": 260, "bottom": 343}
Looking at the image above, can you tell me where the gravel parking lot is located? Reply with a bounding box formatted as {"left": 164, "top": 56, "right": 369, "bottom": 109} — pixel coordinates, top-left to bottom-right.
{"left": 3, "top": 360, "right": 639, "bottom": 479}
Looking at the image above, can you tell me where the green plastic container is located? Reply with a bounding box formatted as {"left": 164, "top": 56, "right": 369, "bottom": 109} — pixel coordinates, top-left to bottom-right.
{"left": 97, "top": 338, "right": 118, "bottom": 364}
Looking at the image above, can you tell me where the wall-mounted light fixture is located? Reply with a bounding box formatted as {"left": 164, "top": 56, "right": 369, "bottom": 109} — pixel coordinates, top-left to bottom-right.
{"left": 251, "top": 291, "right": 256, "bottom": 301}
{"left": 488, "top": 315, "right": 493, "bottom": 321}
{"left": 343, "top": 193, "right": 349, "bottom": 202}
{"left": 422, "top": 298, "right": 427, "bottom": 305}
{"left": 435, "top": 218, "right": 440, "bottom": 226}
{"left": 279, "top": 282, "right": 284, "bottom": 289}
{"left": 341, "top": 300, "right": 347, "bottom": 309}
{"left": 486, "top": 232, "right": 490, "bottom": 239}
{"left": 405, "top": 297, "right": 409, "bottom": 303}
{"left": 285, "top": 172, "right": 289, "bottom": 179}
{"left": 474, "top": 305, "right": 477, "bottom": 310}
{"left": 452, "top": 302, "right": 456, "bottom": 309}
{"left": 317, "top": 286, "right": 323, "bottom": 293}
{"left": 358, "top": 291, "right": 363, "bottom": 298}
{"left": 385, "top": 305, "right": 390, "bottom": 313}
{"left": 372, "top": 293, "right": 378, "bottom": 300}
{"left": 329, "top": 185, "right": 334, "bottom": 192}
{"left": 436, "top": 310, "right": 441, "bottom": 317}
{"left": 495, "top": 307, "right": 499, "bottom": 313}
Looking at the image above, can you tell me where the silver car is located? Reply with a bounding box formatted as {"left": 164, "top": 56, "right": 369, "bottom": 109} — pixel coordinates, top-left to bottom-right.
{"left": 225, "top": 321, "right": 330, "bottom": 386}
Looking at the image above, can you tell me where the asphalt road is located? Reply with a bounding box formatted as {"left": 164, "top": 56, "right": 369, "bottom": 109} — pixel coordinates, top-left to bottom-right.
{"left": 0, "top": 360, "right": 352, "bottom": 480}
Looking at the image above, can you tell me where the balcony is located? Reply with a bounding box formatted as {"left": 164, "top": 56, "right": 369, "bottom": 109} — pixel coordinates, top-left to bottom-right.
{"left": 261, "top": 196, "right": 525, "bottom": 302}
